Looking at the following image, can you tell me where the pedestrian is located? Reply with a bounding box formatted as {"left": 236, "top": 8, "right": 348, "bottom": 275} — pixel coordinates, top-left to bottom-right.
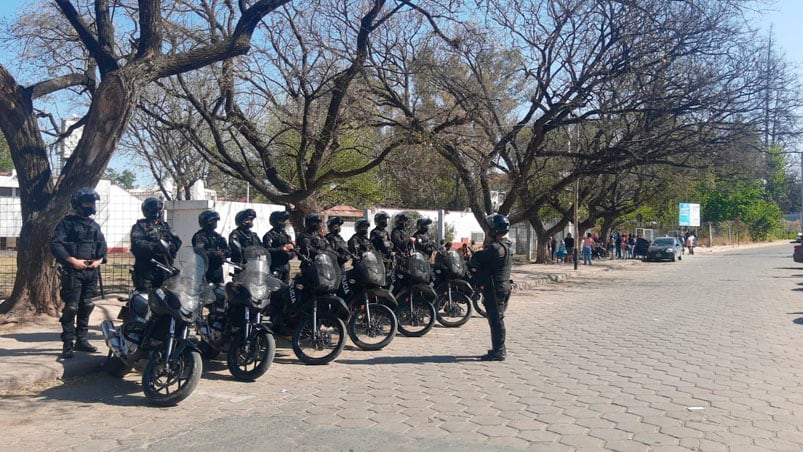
{"left": 620, "top": 233, "right": 628, "bottom": 259}
{"left": 50, "top": 187, "right": 108, "bottom": 359}
{"left": 471, "top": 214, "right": 513, "bottom": 361}
{"left": 582, "top": 232, "right": 595, "bottom": 265}
{"left": 563, "top": 233, "right": 575, "bottom": 264}
{"left": 191, "top": 210, "right": 229, "bottom": 285}
{"left": 556, "top": 239, "right": 567, "bottom": 262}
{"left": 130, "top": 198, "right": 182, "bottom": 292}
{"left": 685, "top": 233, "right": 695, "bottom": 255}
{"left": 550, "top": 236, "right": 557, "bottom": 262}
{"left": 262, "top": 211, "right": 295, "bottom": 283}
{"left": 614, "top": 232, "right": 622, "bottom": 259}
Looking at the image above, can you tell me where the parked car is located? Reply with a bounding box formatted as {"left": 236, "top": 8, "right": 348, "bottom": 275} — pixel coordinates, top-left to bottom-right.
{"left": 645, "top": 237, "right": 683, "bottom": 262}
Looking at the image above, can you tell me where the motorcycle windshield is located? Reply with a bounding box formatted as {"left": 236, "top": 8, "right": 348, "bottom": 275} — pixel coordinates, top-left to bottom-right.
{"left": 165, "top": 247, "right": 207, "bottom": 314}
{"left": 446, "top": 250, "right": 466, "bottom": 275}
{"left": 242, "top": 254, "right": 271, "bottom": 300}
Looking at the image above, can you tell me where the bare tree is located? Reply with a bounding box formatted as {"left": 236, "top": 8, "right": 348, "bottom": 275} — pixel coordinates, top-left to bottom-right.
{"left": 368, "top": 0, "right": 781, "bottom": 236}
{"left": 0, "top": 0, "right": 291, "bottom": 318}
{"left": 142, "top": 0, "right": 441, "bottom": 228}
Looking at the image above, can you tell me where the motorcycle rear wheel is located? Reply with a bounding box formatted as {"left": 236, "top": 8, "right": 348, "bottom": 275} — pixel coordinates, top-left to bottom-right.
{"left": 348, "top": 303, "right": 397, "bottom": 350}
{"left": 142, "top": 349, "right": 202, "bottom": 406}
{"left": 436, "top": 291, "right": 473, "bottom": 327}
{"left": 395, "top": 294, "right": 436, "bottom": 337}
{"left": 227, "top": 330, "right": 276, "bottom": 381}
{"left": 292, "top": 313, "right": 346, "bottom": 365}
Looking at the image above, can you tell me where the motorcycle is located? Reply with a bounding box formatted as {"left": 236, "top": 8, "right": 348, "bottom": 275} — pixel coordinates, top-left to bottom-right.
{"left": 432, "top": 247, "right": 474, "bottom": 327}
{"left": 391, "top": 248, "right": 437, "bottom": 337}
{"left": 271, "top": 250, "right": 350, "bottom": 365}
{"left": 339, "top": 251, "right": 398, "bottom": 350}
{"left": 100, "top": 244, "right": 207, "bottom": 406}
{"left": 195, "top": 246, "right": 277, "bottom": 381}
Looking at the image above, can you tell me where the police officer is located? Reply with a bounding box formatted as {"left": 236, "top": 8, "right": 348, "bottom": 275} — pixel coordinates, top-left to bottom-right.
{"left": 296, "top": 213, "right": 332, "bottom": 259}
{"left": 370, "top": 212, "right": 391, "bottom": 254}
{"left": 412, "top": 217, "right": 437, "bottom": 258}
{"left": 262, "top": 210, "right": 295, "bottom": 283}
{"left": 348, "top": 219, "right": 375, "bottom": 256}
{"left": 370, "top": 212, "right": 394, "bottom": 277}
{"left": 191, "top": 210, "right": 229, "bottom": 285}
{"left": 470, "top": 214, "right": 512, "bottom": 361}
{"left": 229, "top": 208, "right": 262, "bottom": 266}
{"left": 390, "top": 213, "right": 414, "bottom": 254}
{"left": 325, "top": 216, "right": 350, "bottom": 270}
{"left": 130, "top": 197, "right": 182, "bottom": 292}
{"left": 51, "top": 187, "right": 108, "bottom": 359}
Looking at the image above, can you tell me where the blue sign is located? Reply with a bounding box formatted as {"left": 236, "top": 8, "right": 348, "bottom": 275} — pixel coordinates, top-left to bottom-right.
{"left": 679, "top": 203, "right": 700, "bottom": 227}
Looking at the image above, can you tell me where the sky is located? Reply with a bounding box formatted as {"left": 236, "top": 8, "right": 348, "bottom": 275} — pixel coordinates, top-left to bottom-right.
{"left": 0, "top": 0, "right": 802, "bottom": 186}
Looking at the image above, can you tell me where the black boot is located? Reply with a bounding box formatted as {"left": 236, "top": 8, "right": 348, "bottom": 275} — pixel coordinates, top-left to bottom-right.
{"left": 480, "top": 350, "right": 506, "bottom": 361}
{"left": 61, "top": 341, "right": 74, "bottom": 359}
{"left": 74, "top": 339, "right": 97, "bottom": 353}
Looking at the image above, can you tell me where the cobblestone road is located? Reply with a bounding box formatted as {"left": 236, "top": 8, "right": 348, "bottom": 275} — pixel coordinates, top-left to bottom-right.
{"left": 3, "top": 243, "right": 803, "bottom": 451}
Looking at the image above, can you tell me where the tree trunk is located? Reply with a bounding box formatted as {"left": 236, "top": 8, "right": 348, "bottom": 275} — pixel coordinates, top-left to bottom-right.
{"left": 534, "top": 229, "right": 550, "bottom": 264}
{"left": 3, "top": 220, "right": 61, "bottom": 317}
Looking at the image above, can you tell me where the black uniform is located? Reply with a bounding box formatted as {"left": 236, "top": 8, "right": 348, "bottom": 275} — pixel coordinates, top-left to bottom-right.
{"left": 412, "top": 229, "right": 437, "bottom": 259}
{"left": 130, "top": 218, "right": 182, "bottom": 291}
{"left": 370, "top": 227, "right": 391, "bottom": 258}
{"left": 470, "top": 238, "right": 512, "bottom": 358}
{"left": 263, "top": 228, "right": 295, "bottom": 283}
{"left": 326, "top": 231, "right": 350, "bottom": 270}
{"left": 296, "top": 231, "right": 332, "bottom": 259}
{"left": 370, "top": 226, "right": 393, "bottom": 276}
{"left": 51, "top": 215, "right": 108, "bottom": 344}
{"left": 191, "top": 229, "right": 229, "bottom": 284}
{"left": 229, "top": 227, "right": 262, "bottom": 265}
{"left": 348, "top": 232, "right": 375, "bottom": 256}
{"left": 391, "top": 226, "right": 412, "bottom": 254}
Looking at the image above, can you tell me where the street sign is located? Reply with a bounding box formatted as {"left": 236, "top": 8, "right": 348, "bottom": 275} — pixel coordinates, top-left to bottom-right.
{"left": 679, "top": 203, "right": 700, "bottom": 227}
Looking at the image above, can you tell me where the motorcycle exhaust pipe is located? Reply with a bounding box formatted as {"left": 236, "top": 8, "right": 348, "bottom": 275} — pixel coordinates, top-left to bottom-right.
{"left": 100, "top": 319, "right": 121, "bottom": 352}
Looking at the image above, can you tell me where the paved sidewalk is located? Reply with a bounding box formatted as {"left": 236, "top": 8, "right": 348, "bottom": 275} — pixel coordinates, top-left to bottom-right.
{"left": 0, "top": 241, "right": 779, "bottom": 393}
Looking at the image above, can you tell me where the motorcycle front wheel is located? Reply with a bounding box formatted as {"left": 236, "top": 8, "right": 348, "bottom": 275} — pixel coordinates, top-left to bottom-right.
{"left": 227, "top": 330, "right": 276, "bottom": 381}
{"left": 292, "top": 313, "right": 346, "bottom": 365}
{"left": 142, "top": 348, "right": 202, "bottom": 406}
{"left": 395, "top": 294, "right": 436, "bottom": 337}
{"left": 436, "top": 291, "right": 473, "bottom": 327}
{"left": 347, "top": 303, "right": 397, "bottom": 350}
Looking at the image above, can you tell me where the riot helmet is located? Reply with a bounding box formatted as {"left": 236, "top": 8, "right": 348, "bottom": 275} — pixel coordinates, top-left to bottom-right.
{"left": 198, "top": 210, "right": 220, "bottom": 231}
{"left": 355, "top": 219, "right": 371, "bottom": 236}
{"left": 71, "top": 187, "right": 100, "bottom": 217}
{"left": 305, "top": 213, "right": 322, "bottom": 232}
{"left": 235, "top": 209, "right": 256, "bottom": 229}
{"left": 374, "top": 211, "right": 389, "bottom": 228}
{"left": 326, "top": 216, "right": 343, "bottom": 234}
{"left": 141, "top": 197, "right": 164, "bottom": 221}
{"left": 416, "top": 217, "right": 432, "bottom": 232}
{"left": 485, "top": 214, "right": 510, "bottom": 236}
{"left": 269, "top": 211, "right": 290, "bottom": 229}
{"left": 395, "top": 213, "right": 409, "bottom": 226}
